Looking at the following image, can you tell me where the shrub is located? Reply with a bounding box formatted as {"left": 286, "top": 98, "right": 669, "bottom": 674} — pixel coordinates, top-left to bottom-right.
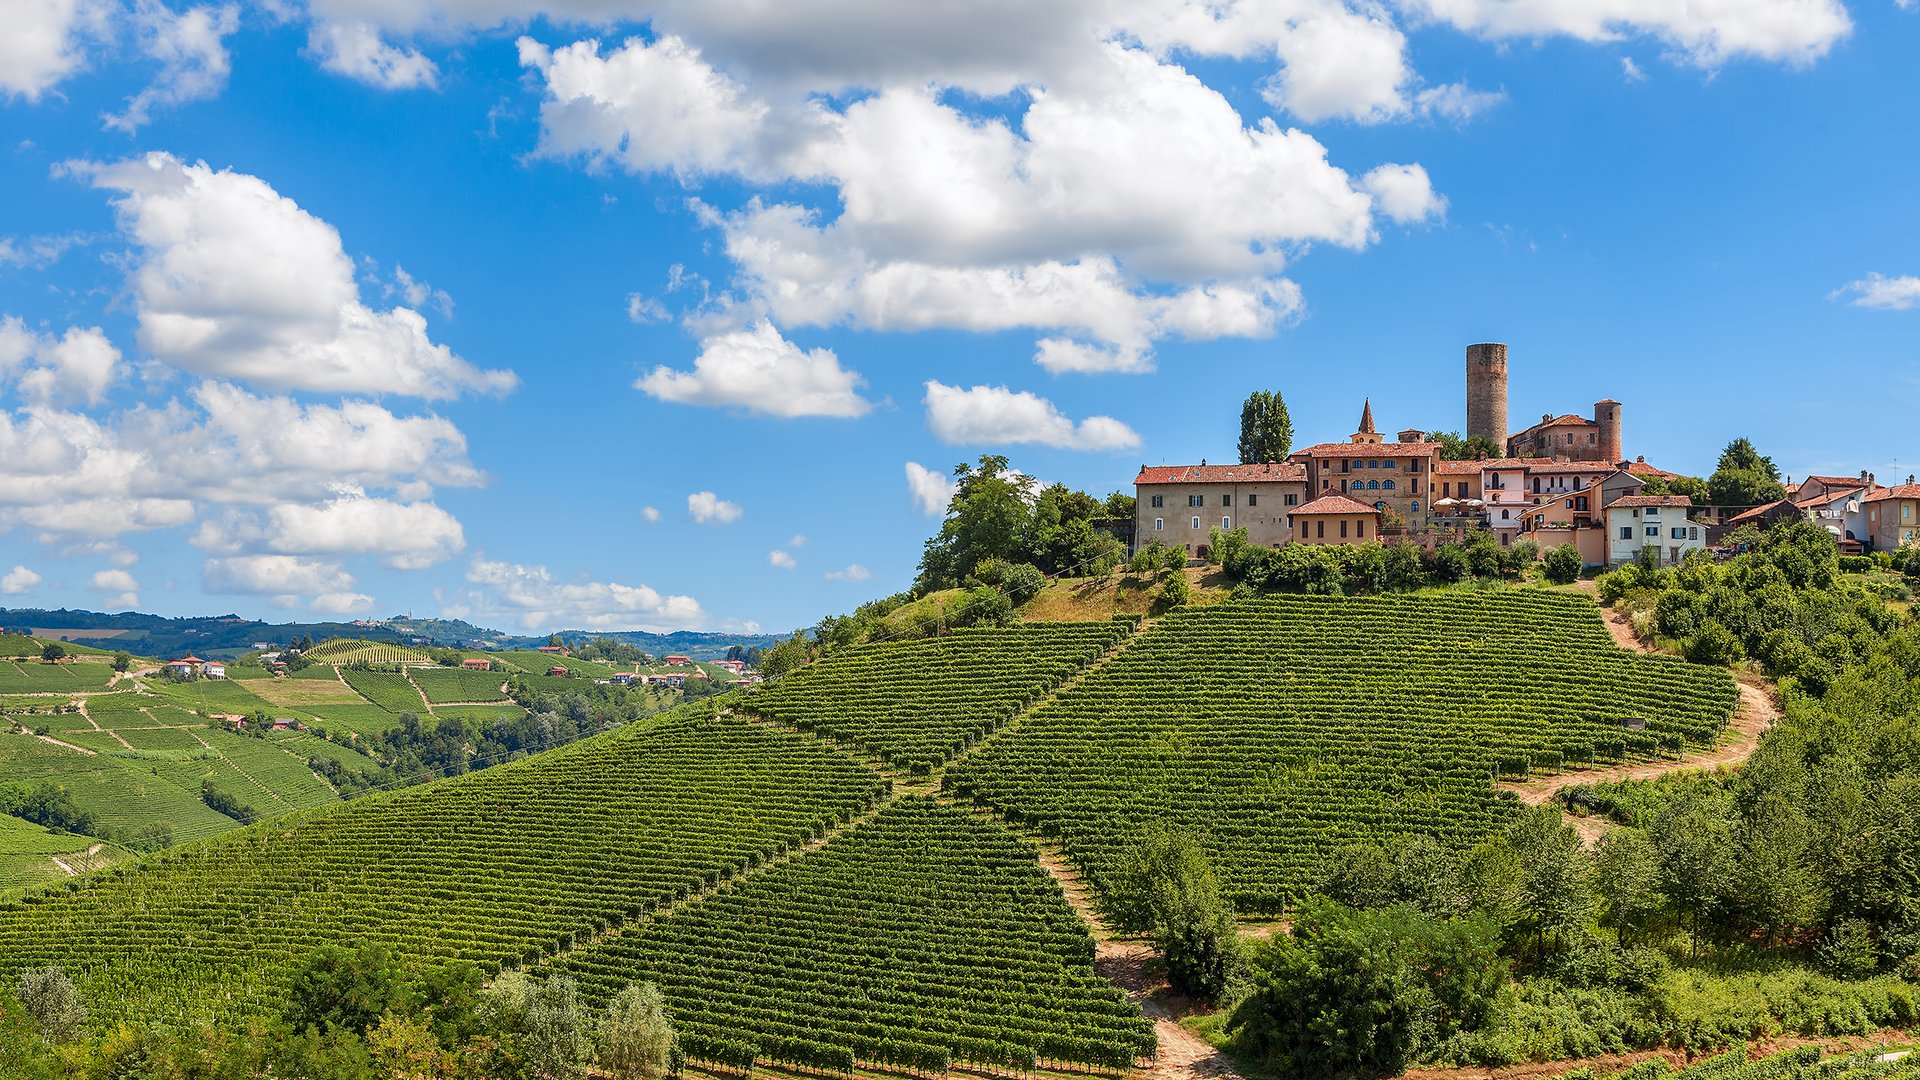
{"left": 1544, "top": 544, "right": 1583, "bottom": 585}
{"left": 16, "top": 967, "right": 86, "bottom": 1042}
{"left": 1682, "top": 623, "right": 1743, "bottom": 666}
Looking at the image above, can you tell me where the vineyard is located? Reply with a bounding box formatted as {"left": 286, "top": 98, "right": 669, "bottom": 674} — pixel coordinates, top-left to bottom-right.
{"left": 1557, "top": 1047, "right": 1920, "bottom": 1080}
{"left": 945, "top": 592, "right": 1739, "bottom": 912}
{"left": 0, "top": 704, "right": 889, "bottom": 1021}
{"left": 0, "top": 588, "right": 1755, "bottom": 1072}
{"left": 549, "top": 797, "right": 1155, "bottom": 1072}
{"left": 301, "top": 639, "right": 433, "bottom": 665}
{"left": 741, "top": 621, "right": 1133, "bottom": 772}
{"left": 409, "top": 667, "right": 512, "bottom": 704}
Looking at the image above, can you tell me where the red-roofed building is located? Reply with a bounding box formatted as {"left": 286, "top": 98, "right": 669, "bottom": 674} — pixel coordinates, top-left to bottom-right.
{"left": 1134, "top": 460, "right": 1308, "bottom": 555}
{"left": 462, "top": 657, "right": 492, "bottom": 671}
{"left": 1507, "top": 400, "right": 1623, "bottom": 464}
{"left": 1289, "top": 402, "right": 1444, "bottom": 533}
{"left": 1287, "top": 494, "right": 1384, "bottom": 546}
{"left": 1867, "top": 478, "right": 1920, "bottom": 550}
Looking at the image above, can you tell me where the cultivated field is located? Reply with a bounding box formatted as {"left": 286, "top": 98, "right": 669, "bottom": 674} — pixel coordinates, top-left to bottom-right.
{"left": 944, "top": 592, "right": 1739, "bottom": 912}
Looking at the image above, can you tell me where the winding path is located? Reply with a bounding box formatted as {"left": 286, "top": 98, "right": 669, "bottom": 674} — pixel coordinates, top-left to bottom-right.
{"left": 1497, "top": 587, "right": 1784, "bottom": 843}
{"left": 1029, "top": 840, "right": 1243, "bottom": 1080}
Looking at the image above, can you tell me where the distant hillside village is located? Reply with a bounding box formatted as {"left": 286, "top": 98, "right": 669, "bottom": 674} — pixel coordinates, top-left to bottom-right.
{"left": 1135, "top": 341, "right": 1919, "bottom": 568}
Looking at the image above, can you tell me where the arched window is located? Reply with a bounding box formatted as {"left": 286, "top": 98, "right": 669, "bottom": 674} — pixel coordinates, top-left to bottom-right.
{"left": 1382, "top": 480, "right": 1395, "bottom": 490}
{"left": 1367, "top": 480, "right": 1379, "bottom": 490}
{"left": 1411, "top": 501, "right": 1420, "bottom": 512}
{"left": 1375, "top": 501, "right": 1386, "bottom": 511}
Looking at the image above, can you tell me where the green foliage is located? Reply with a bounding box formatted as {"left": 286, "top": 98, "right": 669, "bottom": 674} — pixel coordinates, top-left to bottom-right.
{"left": 1155, "top": 569, "right": 1193, "bottom": 611}
{"left": 1108, "top": 830, "right": 1243, "bottom": 1002}
{"left": 1705, "top": 438, "right": 1786, "bottom": 508}
{"left": 1545, "top": 543, "right": 1584, "bottom": 585}
{"left": 1229, "top": 899, "right": 1508, "bottom": 1079}
{"left": 17, "top": 966, "right": 86, "bottom": 1042}
{"left": 916, "top": 455, "right": 1122, "bottom": 591}
{"left": 968, "top": 559, "right": 1046, "bottom": 606}
{"left": 1431, "top": 431, "right": 1504, "bottom": 461}
{"left": 1239, "top": 390, "right": 1294, "bottom": 463}
{"left": 597, "top": 982, "right": 677, "bottom": 1080}
{"left": 38, "top": 643, "right": 64, "bottom": 663}
{"left": 486, "top": 972, "right": 595, "bottom": 1079}
{"left": 286, "top": 943, "right": 411, "bottom": 1036}
{"left": 1683, "top": 623, "right": 1744, "bottom": 665}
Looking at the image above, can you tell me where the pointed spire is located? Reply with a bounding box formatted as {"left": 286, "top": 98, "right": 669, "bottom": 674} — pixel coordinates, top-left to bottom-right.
{"left": 1359, "top": 398, "right": 1376, "bottom": 435}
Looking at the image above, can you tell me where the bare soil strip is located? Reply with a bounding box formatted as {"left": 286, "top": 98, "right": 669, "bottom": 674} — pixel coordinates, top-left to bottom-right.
{"left": 1026, "top": 834, "right": 1243, "bottom": 1080}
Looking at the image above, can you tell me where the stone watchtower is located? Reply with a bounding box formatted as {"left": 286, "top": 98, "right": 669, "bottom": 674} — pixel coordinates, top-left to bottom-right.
{"left": 1595, "top": 399, "right": 1623, "bottom": 462}
{"left": 1465, "top": 343, "right": 1508, "bottom": 449}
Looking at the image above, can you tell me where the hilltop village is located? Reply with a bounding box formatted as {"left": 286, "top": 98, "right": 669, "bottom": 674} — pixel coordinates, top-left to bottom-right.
{"left": 1134, "top": 342, "right": 1919, "bottom": 567}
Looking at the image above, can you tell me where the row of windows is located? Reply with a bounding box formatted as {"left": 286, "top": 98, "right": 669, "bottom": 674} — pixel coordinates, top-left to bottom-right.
{"left": 1620, "top": 526, "right": 1701, "bottom": 541}
{"left": 1338, "top": 478, "right": 1420, "bottom": 495}
{"left": 1148, "top": 493, "right": 1295, "bottom": 509}
{"left": 1151, "top": 510, "right": 1402, "bottom": 537}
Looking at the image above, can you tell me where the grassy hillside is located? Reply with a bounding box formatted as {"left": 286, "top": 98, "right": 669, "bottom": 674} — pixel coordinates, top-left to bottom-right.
{"left": 0, "top": 703, "right": 887, "bottom": 1024}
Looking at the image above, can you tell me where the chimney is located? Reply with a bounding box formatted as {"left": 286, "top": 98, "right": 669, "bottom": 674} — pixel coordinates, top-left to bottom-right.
{"left": 1862, "top": 469, "right": 1870, "bottom": 480}
{"left": 1200, "top": 458, "right": 1207, "bottom": 467}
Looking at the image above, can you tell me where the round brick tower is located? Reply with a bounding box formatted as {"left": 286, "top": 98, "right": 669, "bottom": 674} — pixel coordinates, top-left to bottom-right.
{"left": 1465, "top": 343, "right": 1508, "bottom": 448}
{"left": 1595, "top": 399, "right": 1623, "bottom": 463}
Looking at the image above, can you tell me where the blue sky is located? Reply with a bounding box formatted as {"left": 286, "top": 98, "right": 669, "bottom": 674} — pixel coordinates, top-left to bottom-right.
{"left": 1, "top": 0, "right": 1915, "bottom": 636}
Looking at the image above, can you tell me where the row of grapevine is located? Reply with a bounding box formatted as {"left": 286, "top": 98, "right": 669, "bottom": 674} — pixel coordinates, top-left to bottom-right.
{"left": 1561, "top": 1046, "right": 1920, "bottom": 1080}
{"left": 409, "top": 667, "right": 512, "bottom": 704}
{"left": 0, "top": 703, "right": 889, "bottom": 1024}
{"left": 945, "top": 592, "right": 1740, "bottom": 913}
{"left": 545, "top": 797, "right": 1154, "bottom": 1073}
{"left": 740, "top": 621, "right": 1133, "bottom": 773}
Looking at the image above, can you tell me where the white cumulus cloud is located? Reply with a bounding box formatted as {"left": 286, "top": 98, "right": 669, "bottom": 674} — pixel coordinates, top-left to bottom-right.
{"left": 768, "top": 549, "right": 796, "bottom": 569}
{"left": 75, "top": 153, "right": 516, "bottom": 400}
{"left": 687, "top": 490, "right": 742, "bottom": 524}
{"left": 203, "top": 555, "right": 355, "bottom": 596}
{"left": 104, "top": 2, "right": 241, "bottom": 133}
{"left": 824, "top": 564, "right": 871, "bottom": 582}
{"left": 923, "top": 381, "right": 1140, "bottom": 452}
{"left": 308, "top": 21, "right": 439, "bottom": 89}
{"left": 641, "top": 505, "right": 661, "bottom": 523}
{"left": 905, "top": 461, "right": 958, "bottom": 517}
{"left": 1361, "top": 163, "right": 1447, "bottom": 225}
{"left": 1, "top": 566, "right": 43, "bottom": 595}
{"left": 193, "top": 488, "right": 465, "bottom": 569}
{"left": 637, "top": 321, "right": 872, "bottom": 418}
{"left": 465, "top": 557, "right": 705, "bottom": 631}
{"left": 312, "top": 591, "right": 376, "bottom": 615}
{"left": 1402, "top": 0, "right": 1851, "bottom": 67}
{"left": 0, "top": 317, "right": 121, "bottom": 406}
{"left": 1830, "top": 273, "right": 1920, "bottom": 311}
{"left": 1, "top": 0, "right": 110, "bottom": 101}
{"left": 88, "top": 567, "right": 140, "bottom": 608}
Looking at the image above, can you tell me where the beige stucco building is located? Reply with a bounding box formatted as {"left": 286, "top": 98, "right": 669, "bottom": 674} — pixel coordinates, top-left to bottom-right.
{"left": 1134, "top": 462, "right": 1308, "bottom": 555}
{"left": 1288, "top": 494, "right": 1385, "bottom": 546}
{"left": 1290, "top": 402, "right": 1442, "bottom": 532}
{"left": 1867, "top": 480, "right": 1920, "bottom": 551}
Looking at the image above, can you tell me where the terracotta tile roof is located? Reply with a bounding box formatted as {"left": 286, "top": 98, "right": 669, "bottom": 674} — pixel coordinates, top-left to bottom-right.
{"left": 1608, "top": 495, "right": 1694, "bottom": 509}
{"left": 1623, "top": 459, "right": 1679, "bottom": 479}
{"left": 1433, "top": 460, "right": 1482, "bottom": 475}
{"left": 1292, "top": 442, "right": 1440, "bottom": 459}
{"left": 1530, "top": 461, "right": 1618, "bottom": 473}
{"left": 1803, "top": 475, "right": 1868, "bottom": 490}
{"left": 1135, "top": 462, "right": 1307, "bottom": 485}
{"left": 1516, "top": 414, "right": 1596, "bottom": 432}
{"left": 1866, "top": 483, "right": 1920, "bottom": 502}
{"left": 1292, "top": 494, "right": 1383, "bottom": 516}
{"left": 1724, "top": 499, "right": 1799, "bottom": 524}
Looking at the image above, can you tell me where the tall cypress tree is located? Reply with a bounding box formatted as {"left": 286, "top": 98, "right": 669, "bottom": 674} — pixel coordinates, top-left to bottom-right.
{"left": 1238, "top": 391, "right": 1294, "bottom": 464}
